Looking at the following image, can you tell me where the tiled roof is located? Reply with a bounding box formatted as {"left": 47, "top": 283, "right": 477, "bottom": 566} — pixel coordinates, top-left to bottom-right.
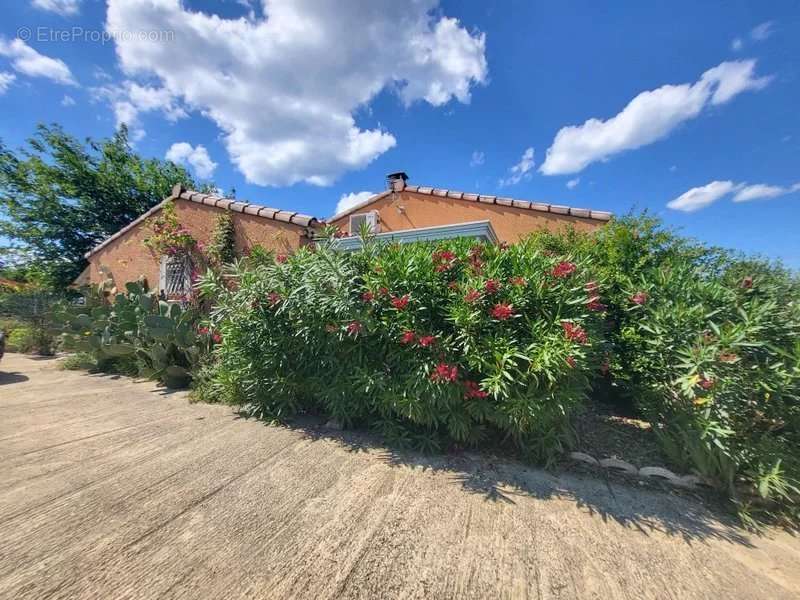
{"left": 328, "top": 182, "right": 613, "bottom": 223}
{"left": 84, "top": 185, "right": 319, "bottom": 258}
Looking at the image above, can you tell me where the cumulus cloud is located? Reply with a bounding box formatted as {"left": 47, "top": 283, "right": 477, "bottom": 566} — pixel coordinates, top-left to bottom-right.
{"left": 499, "top": 147, "right": 535, "bottom": 186}
{"left": 733, "top": 182, "right": 800, "bottom": 203}
{"left": 470, "top": 151, "right": 485, "bottom": 167}
{"left": 566, "top": 177, "right": 580, "bottom": 189}
{"left": 667, "top": 181, "right": 739, "bottom": 213}
{"left": 31, "top": 0, "right": 80, "bottom": 16}
{"left": 335, "top": 191, "right": 376, "bottom": 215}
{"left": 91, "top": 81, "right": 187, "bottom": 140}
{"left": 0, "top": 38, "right": 76, "bottom": 85}
{"left": 0, "top": 71, "right": 15, "bottom": 95}
{"left": 166, "top": 142, "right": 218, "bottom": 179}
{"left": 668, "top": 180, "right": 800, "bottom": 212}
{"left": 105, "top": 0, "right": 487, "bottom": 187}
{"left": 540, "top": 60, "right": 771, "bottom": 176}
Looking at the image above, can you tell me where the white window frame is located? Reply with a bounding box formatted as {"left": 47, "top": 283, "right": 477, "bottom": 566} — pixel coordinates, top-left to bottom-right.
{"left": 349, "top": 211, "right": 380, "bottom": 234}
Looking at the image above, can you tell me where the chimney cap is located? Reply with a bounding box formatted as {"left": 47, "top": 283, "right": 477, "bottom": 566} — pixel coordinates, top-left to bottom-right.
{"left": 387, "top": 171, "right": 408, "bottom": 191}
{"left": 387, "top": 171, "right": 408, "bottom": 182}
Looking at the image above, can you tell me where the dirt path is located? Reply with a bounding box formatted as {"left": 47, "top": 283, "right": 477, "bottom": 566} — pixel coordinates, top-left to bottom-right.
{"left": 1, "top": 353, "right": 798, "bottom": 599}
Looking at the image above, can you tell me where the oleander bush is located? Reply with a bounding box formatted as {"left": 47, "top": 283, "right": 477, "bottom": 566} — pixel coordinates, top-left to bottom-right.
{"left": 196, "top": 235, "right": 607, "bottom": 462}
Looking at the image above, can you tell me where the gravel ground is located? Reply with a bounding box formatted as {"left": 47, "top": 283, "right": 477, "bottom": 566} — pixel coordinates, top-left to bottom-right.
{"left": 1, "top": 353, "right": 799, "bottom": 600}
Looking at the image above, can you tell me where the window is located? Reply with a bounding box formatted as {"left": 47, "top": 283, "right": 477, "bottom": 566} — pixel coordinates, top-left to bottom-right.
{"left": 159, "top": 254, "right": 192, "bottom": 299}
{"left": 349, "top": 211, "right": 380, "bottom": 234}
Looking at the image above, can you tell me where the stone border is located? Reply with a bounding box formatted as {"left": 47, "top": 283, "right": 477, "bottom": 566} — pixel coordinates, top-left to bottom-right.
{"left": 568, "top": 451, "right": 714, "bottom": 491}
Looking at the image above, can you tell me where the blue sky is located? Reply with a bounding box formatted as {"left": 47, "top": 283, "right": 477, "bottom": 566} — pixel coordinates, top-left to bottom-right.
{"left": 1, "top": 1, "right": 799, "bottom": 266}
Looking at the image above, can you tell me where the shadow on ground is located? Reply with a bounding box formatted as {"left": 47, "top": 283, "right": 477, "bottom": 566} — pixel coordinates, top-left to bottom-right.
{"left": 233, "top": 411, "right": 753, "bottom": 548}
{"left": 0, "top": 372, "right": 29, "bottom": 385}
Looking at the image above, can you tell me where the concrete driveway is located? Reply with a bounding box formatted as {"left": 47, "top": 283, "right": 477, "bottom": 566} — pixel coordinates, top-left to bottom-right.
{"left": 1, "top": 353, "right": 798, "bottom": 599}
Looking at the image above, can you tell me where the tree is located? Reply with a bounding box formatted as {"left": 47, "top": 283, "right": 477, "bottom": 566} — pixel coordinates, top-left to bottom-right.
{"left": 0, "top": 124, "right": 208, "bottom": 288}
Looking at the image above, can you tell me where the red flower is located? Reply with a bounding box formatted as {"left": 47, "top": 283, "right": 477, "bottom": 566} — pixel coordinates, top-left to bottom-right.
{"left": 346, "top": 321, "right": 363, "bottom": 336}
{"left": 464, "top": 289, "right": 482, "bottom": 304}
{"left": 630, "top": 291, "right": 648, "bottom": 305}
{"left": 490, "top": 303, "right": 515, "bottom": 320}
{"left": 431, "top": 362, "right": 459, "bottom": 383}
{"left": 432, "top": 250, "right": 457, "bottom": 272}
{"left": 267, "top": 292, "right": 282, "bottom": 306}
{"left": 484, "top": 279, "right": 501, "bottom": 294}
{"left": 561, "top": 321, "right": 588, "bottom": 344}
{"left": 741, "top": 276, "right": 754, "bottom": 289}
{"left": 391, "top": 294, "right": 410, "bottom": 310}
{"left": 566, "top": 356, "right": 577, "bottom": 368}
{"left": 418, "top": 335, "right": 437, "bottom": 347}
{"left": 379, "top": 286, "right": 389, "bottom": 296}
{"left": 587, "top": 298, "right": 607, "bottom": 312}
{"left": 698, "top": 375, "right": 715, "bottom": 390}
{"left": 276, "top": 253, "right": 288, "bottom": 263}
{"left": 197, "top": 326, "right": 209, "bottom": 335}
{"left": 509, "top": 276, "right": 527, "bottom": 287}
{"left": 361, "top": 291, "right": 375, "bottom": 302}
{"left": 211, "top": 332, "right": 222, "bottom": 344}
{"left": 552, "top": 261, "right": 577, "bottom": 278}
{"left": 399, "top": 330, "right": 416, "bottom": 345}
{"left": 463, "top": 380, "right": 488, "bottom": 399}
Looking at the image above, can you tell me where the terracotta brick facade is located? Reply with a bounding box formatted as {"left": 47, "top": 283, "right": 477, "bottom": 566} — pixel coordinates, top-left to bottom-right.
{"left": 328, "top": 189, "right": 605, "bottom": 243}
{"left": 86, "top": 198, "right": 311, "bottom": 289}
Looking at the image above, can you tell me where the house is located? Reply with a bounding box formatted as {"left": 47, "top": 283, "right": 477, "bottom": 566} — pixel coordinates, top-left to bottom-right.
{"left": 81, "top": 173, "right": 610, "bottom": 294}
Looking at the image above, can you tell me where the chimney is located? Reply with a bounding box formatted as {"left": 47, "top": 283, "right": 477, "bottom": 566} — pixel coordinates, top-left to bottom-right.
{"left": 386, "top": 171, "right": 408, "bottom": 192}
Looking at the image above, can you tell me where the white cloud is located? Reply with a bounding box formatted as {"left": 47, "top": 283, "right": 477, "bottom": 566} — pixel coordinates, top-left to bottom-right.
{"left": 470, "top": 150, "right": 485, "bottom": 167}
{"left": 61, "top": 94, "right": 75, "bottom": 106}
{"left": 0, "top": 38, "right": 76, "bottom": 86}
{"left": 105, "top": 0, "right": 487, "bottom": 187}
{"left": 540, "top": 59, "right": 771, "bottom": 176}
{"left": 31, "top": 0, "right": 80, "bottom": 16}
{"left": 335, "top": 191, "right": 375, "bottom": 215}
{"left": 731, "top": 37, "right": 743, "bottom": 51}
{"left": 667, "top": 181, "right": 739, "bottom": 212}
{"left": 669, "top": 165, "right": 677, "bottom": 172}
{"left": 733, "top": 182, "right": 800, "bottom": 203}
{"left": 0, "top": 71, "right": 16, "bottom": 95}
{"left": 499, "top": 147, "right": 535, "bottom": 186}
{"left": 166, "top": 142, "right": 218, "bottom": 179}
{"left": 668, "top": 179, "right": 800, "bottom": 212}
{"left": 750, "top": 21, "right": 774, "bottom": 42}
{"left": 566, "top": 177, "right": 580, "bottom": 189}
{"left": 91, "top": 81, "right": 187, "bottom": 140}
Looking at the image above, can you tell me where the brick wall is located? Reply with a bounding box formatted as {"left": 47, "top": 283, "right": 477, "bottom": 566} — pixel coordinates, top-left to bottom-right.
{"left": 328, "top": 190, "right": 604, "bottom": 242}
{"left": 86, "top": 198, "right": 310, "bottom": 289}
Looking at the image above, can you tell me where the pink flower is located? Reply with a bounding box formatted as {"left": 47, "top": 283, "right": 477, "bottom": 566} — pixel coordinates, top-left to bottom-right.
{"left": 391, "top": 294, "right": 410, "bottom": 310}
{"left": 267, "top": 292, "right": 282, "bottom": 306}
{"left": 361, "top": 291, "right": 375, "bottom": 302}
{"left": 346, "top": 321, "right": 363, "bottom": 336}
{"left": 552, "top": 261, "right": 577, "bottom": 278}
{"left": 418, "top": 335, "right": 437, "bottom": 348}
{"left": 432, "top": 250, "right": 457, "bottom": 272}
{"left": 463, "top": 380, "right": 488, "bottom": 399}
{"left": 587, "top": 298, "right": 607, "bottom": 312}
{"left": 464, "top": 289, "right": 482, "bottom": 304}
{"left": 276, "top": 253, "right": 288, "bottom": 263}
{"left": 399, "top": 330, "right": 416, "bottom": 345}
{"left": 698, "top": 375, "right": 715, "bottom": 390}
{"left": 566, "top": 356, "right": 577, "bottom": 368}
{"left": 379, "top": 286, "right": 389, "bottom": 297}
{"left": 585, "top": 281, "right": 599, "bottom": 294}
{"left": 211, "top": 332, "right": 222, "bottom": 344}
{"left": 741, "top": 276, "right": 753, "bottom": 289}
{"left": 484, "top": 279, "right": 501, "bottom": 294}
{"left": 197, "top": 326, "right": 209, "bottom": 335}
{"left": 561, "top": 321, "right": 588, "bottom": 344}
{"left": 431, "top": 362, "right": 459, "bottom": 383}
{"left": 509, "top": 276, "right": 527, "bottom": 287}
{"left": 490, "top": 303, "right": 514, "bottom": 320}
{"left": 630, "top": 291, "right": 648, "bottom": 305}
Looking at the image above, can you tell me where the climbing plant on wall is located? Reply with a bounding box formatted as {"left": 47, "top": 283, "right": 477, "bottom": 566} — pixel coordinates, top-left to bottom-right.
{"left": 207, "top": 212, "right": 236, "bottom": 266}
